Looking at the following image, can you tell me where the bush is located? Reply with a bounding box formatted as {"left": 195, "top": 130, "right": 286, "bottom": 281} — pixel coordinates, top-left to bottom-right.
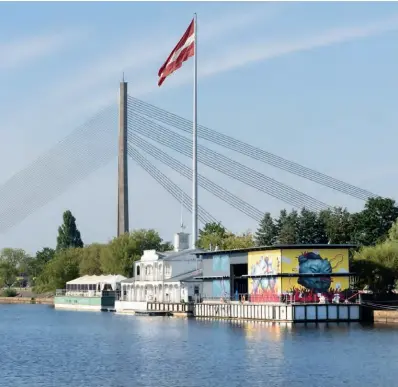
{"left": 1, "top": 288, "right": 18, "bottom": 297}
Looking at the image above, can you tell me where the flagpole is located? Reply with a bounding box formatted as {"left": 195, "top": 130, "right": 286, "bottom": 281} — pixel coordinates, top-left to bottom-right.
{"left": 192, "top": 13, "right": 198, "bottom": 249}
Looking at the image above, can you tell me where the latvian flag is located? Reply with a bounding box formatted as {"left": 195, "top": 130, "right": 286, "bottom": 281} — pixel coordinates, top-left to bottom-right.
{"left": 158, "top": 19, "right": 195, "bottom": 87}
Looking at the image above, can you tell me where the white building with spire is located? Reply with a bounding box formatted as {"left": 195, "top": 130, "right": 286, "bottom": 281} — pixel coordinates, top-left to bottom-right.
{"left": 115, "top": 229, "right": 204, "bottom": 313}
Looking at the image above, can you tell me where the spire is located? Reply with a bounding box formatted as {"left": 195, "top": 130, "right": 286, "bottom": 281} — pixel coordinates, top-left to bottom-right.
{"left": 180, "top": 190, "right": 186, "bottom": 232}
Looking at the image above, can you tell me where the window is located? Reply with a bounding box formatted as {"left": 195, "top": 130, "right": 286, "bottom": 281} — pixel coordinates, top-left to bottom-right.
{"left": 136, "top": 266, "right": 140, "bottom": 276}
{"left": 194, "top": 286, "right": 199, "bottom": 295}
{"left": 165, "top": 265, "right": 171, "bottom": 276}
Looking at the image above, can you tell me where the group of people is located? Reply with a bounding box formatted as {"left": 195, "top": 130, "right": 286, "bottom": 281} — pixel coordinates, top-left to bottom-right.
{"left": 280, "top": 289, "right": 349, "bottom": 304}
{"left": 245, "top": 288, "right": 352, "bottom": 304}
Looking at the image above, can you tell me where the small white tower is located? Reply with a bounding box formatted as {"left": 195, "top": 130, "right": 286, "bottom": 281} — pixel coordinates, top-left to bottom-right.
{"left": 174, "top": 191, "right": 190, "bottom": 252}
{"left": 174, "top": 231, "right": 190, "bottom": 252}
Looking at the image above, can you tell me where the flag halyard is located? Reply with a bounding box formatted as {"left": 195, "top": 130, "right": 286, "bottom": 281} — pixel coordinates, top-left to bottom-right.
{"left": 158, "top": 19, "right": 195, "bottom": 86}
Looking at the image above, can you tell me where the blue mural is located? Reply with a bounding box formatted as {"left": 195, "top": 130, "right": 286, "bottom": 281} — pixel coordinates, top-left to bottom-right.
{"left": 297, "top": 252, "right": 333, "bottom": 293}
{"left": 212, "top": 254, "right": 230, "bottom": 273}
{"left": 212, "top": 279, "right": 231, "bottom": 298}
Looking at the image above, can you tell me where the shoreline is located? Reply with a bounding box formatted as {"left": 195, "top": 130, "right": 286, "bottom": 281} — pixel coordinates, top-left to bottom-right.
{"left": 0, "top": 296, "right": 53, "bottom": 305}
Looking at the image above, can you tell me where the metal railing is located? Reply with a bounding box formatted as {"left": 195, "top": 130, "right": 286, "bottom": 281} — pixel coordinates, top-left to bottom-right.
{"left": 147, "top": 301, "right": 194, "bottom": 313}
{"left": 116, "top": 291, "right": 359, "bottom": 305}
{"left": 199, "top": 291, "right": 360, "bottom": 305}
{"left": 56, "top": 289, "right": 117, "bottom": 298}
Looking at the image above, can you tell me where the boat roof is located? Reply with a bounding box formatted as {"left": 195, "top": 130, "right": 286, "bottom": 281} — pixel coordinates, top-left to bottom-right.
{"left": 66, "top": 274, "right": 127, "bottom": 285}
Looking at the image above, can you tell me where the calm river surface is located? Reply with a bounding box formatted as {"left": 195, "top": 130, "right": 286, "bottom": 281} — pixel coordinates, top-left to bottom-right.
{"left": 1, "top": 304, "right": 398, "bottom": 387}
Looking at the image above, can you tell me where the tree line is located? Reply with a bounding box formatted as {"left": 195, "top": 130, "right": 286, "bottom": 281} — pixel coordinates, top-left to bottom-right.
{"left": 197, "top": 197, "right": 398, "bottom": 295}
{"left": 0, "top": 210, "right": 172, "bottom": 295}
{"left": 254, "top": 197, "right": 398, "bottom": 247}
{"left": 1, "top": 197, "right": 398, "bottom": 296}
{"left": 198, "top": 197, "right": 398, "bottom": 249}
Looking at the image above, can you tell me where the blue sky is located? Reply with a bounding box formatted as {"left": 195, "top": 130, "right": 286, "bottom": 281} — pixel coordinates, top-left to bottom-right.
{"left": 0, "top": 1, "right": 397, "bottom": 254}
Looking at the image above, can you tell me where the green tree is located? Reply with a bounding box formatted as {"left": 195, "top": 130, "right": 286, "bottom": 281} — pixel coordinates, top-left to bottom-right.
{"left": 199, "top": 222, "right": 226, "bottom": 238}
{"left": 100, "top": 229, "right": 164, "bottom": 277}
{"left": 353, "top": 197, "right": 398, "bottom": 246}
{"left": 296, "top": 208, "right": 328, "bottom": 244}
{"left": 36, "top": 247, "right": 55, "bottom": 265}
{"left": 158, "top": 241, "right": 174, "bottom": 252}
{"left": 25, "top": 248, "right": 55, "bottom": 286}
{"left": 197, "top": 233, "right": 224, "bottom": 250}
{"left": 198, "top": 230, "right": 254, "bottom": 250}
{"left": 223, "top": 232, "right": 255, "bottom": 249}
{"left": 0, "top": 261, "right": 18, "bottom": 288}
{"left": 56, "top": 210, "right": 84, "bottom": 250}
{"left": 255, "top": 212, "right": 277, "bottom": 246}
{"left": 387, "top": 218, "right": 398, "bottom": 241}
{"left": 351, "top": 259, "right": 396, "bottom": 294}
{"left": 275, "top": 209, "right": 288, "bottom": 237}
{"left": 277, "top": 210, "right": 299, "bottom": 244}
{"left": 79, "top": 244, "right": 103, "bottom": 276}
{"left": 353, "top": 242, "right": 398, "bottom": 293}
{"left": 0, "top": 248, "right": 29, "bottom": 268}
{"left": 198, "top": 222, "right": 228, "bottom": 250}
{"left": 320, "top": 207, "right": 353, "bottom": 244}
{"left": 34, "top": 248, "right": 81, "bottom": 293}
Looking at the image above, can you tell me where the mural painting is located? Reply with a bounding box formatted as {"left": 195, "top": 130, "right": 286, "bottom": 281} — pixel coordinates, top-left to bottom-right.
{"left": 280, "top": 248, "right": 350, "bottom": 303}
{"left": 212, "top": 254, "right": 230, "bottom": 273}
{"left": 211, "top": 255, "right": 231, "bottom": 298}
{"left": 212, "top": 279, "right": 231, "bottom": 298}
{"left": 248, "top": 250, "right": 281, "bottom": 302}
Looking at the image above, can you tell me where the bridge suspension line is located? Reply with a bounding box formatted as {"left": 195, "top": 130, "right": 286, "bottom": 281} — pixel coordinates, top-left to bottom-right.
{"left": 127, "top": 145, "right": 218, "bottom": 226}
{"left": 128, "top": 133, "right": 264, "bottom": 223}
{"left": 127, "top": 110, "right": 330, "bottom": 213}
{"left": 128, "top": 95, "right": 377, "bottom": 201}
{"left": 0, "top": 105, "right": 118, "bottom": 233}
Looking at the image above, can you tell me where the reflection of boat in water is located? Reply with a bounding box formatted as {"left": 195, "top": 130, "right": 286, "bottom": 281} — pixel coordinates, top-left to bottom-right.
{"left": 134, "top": 310, "right": 171, "bottom": 317}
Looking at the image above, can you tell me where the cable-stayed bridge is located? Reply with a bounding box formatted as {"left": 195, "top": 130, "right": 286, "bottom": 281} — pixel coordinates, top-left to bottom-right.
{"left": 0, "top": 82, "right": 378, "bottom": 236}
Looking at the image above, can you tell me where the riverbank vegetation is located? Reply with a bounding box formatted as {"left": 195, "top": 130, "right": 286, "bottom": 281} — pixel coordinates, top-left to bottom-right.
{"left": 1, "top": 197, "right": 398, "bottom": 295}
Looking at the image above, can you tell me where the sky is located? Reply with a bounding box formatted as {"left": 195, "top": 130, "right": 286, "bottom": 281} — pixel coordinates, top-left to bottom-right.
{"left": 0, "top": 1, "right": 397, "bottom": 254}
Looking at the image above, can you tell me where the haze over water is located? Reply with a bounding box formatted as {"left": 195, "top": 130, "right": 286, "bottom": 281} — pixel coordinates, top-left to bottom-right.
{"left": 1, "top": 304, "right": 397, "bottom": 387}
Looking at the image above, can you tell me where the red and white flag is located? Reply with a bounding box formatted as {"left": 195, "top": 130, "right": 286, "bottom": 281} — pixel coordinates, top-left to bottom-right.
{"left": 158, "top": 19, "right": 195, "bottom": 87}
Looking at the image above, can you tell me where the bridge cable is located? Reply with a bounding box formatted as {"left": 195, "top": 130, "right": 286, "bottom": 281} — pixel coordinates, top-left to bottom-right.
{"left": 126, "top": 120, "right": 327, "bottom": 212}
{"left": 128, "top": 95, "right": 377, "bottom": 201}
{"left": 127, "top": 144, "right": 218, "bottom": 225}
{"left": 0, "top": 107, "right": 118, "bottom": 233}
{"left": 128, "top": 133, "right": 264, "bottom": 222}
{"left": 127, "top": 111, "right": 330, "bottom": 212}
{"left": 0, "top": 104, "right": 116, "bottom": 203}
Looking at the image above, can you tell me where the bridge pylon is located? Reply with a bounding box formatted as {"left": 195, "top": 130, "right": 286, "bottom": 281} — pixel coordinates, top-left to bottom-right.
{"left": 117, "top": 80, "right": 129, "bottom": 236}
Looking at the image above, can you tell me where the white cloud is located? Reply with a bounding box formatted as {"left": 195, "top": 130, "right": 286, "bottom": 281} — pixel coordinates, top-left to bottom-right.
{"left": 106, "top": 13, "right": 398, "bottom": 99}
{"left": 0, "top": 5, "right": 280, "bottom": 140}
{"left": 199, "top": 13, "right": 398, "bottom": 78}
{"left": 4, "top": 11, "right": 398, "bottom": 161}
{"left": 46, "top": 5, "right": 280, "bottom": 103}
{"left": 0, "top": 29, "right": 89, "bottom": 70}
{"left": 59, "top": 11, "right": 398, "bottom": 133}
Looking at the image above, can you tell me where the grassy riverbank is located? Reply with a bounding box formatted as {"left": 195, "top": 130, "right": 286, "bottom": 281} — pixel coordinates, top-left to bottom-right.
{"left": 0, "top": 296, "right": 53, "bottom": 305}
{"left": 0, "top": 287, "right": 53, "bottom": 305}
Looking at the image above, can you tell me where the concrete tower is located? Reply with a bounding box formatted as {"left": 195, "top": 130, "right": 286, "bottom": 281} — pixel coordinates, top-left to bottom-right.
{"left": 117, "top": 81, "right": 129, "bottom": 236}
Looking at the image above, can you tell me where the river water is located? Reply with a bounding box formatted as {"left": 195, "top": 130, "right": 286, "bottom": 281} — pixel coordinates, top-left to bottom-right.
{"left": 0, "top": 304, "right": 397, "bottom": 387}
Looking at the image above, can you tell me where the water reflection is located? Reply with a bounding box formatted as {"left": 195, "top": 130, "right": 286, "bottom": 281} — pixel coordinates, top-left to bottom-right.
{"left": 2, "top": 305, "right": 398, "bottom": 387}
